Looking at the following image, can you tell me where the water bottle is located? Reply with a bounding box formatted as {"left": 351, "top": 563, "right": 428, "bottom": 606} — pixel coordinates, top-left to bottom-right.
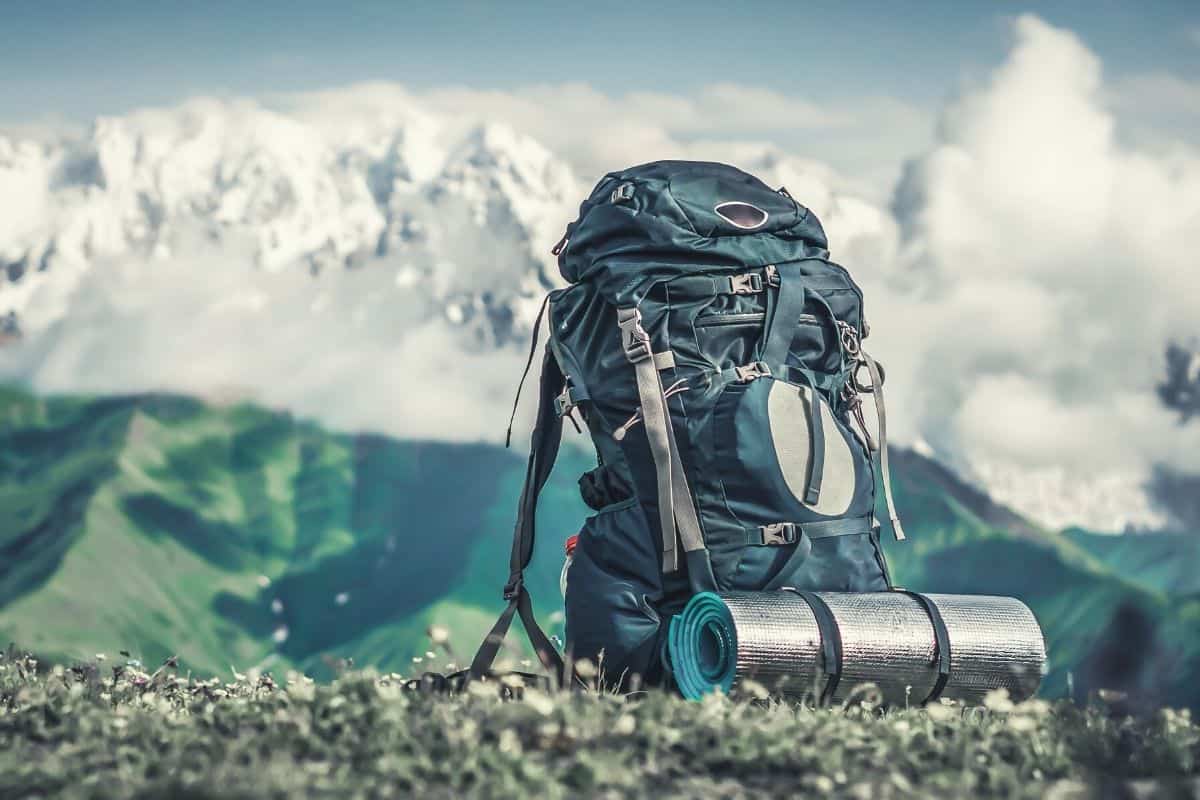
{"left": 559, "top": 534, "right": 579, "bottom": 598}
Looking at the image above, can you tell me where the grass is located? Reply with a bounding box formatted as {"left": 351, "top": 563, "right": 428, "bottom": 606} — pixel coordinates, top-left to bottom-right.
{"left": 1, "top": 650, "right": 1197, "bottom": 799}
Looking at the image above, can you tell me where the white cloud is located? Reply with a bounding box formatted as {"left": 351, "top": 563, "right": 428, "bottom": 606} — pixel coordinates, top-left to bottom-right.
{"left": 869, "top": 14, "right": 1200, "bottom": 527}
{"left": 3, "top": 13, "right": 1199, "bottom": 532}
{"left": 1108, "top": 71, "right": 1200, "bottom": 155}
{"left": 398, "top": 81, "right": 928, "bottom": 195}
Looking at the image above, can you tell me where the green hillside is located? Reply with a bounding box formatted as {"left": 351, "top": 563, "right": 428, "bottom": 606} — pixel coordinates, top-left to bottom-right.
{"left": 0, "top": 387, "right": 1196, "bottom": 707}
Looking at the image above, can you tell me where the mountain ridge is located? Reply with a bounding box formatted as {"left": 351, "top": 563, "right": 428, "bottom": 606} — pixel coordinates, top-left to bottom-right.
{"left": 0, "top": 385, "right": 1195, "bottom": 708}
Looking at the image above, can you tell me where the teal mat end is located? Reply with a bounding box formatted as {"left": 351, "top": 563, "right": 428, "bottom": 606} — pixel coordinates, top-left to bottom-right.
{"left": 667, "top": 592, "right": 737, "bottom": 700}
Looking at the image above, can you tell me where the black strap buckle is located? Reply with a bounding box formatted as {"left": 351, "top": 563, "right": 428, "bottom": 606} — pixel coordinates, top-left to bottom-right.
{"left": 760, "top": 522, "right": 798, "bottom": 545}
{"left": 502, "top": 576, "right": 524, "bottom": 601}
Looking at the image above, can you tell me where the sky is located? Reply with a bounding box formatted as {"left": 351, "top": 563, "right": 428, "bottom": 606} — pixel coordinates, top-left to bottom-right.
{"left": 2, "top": 1, "right": 1197, "bottom": 122}
{"left": 4, "top": 0, "right": 1199, "bottom": 194}
{"left": 2, "top": 4, "right": 1200, "bottom": 532}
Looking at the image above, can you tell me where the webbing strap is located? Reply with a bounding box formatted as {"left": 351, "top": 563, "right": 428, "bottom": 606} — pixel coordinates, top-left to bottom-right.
{"left": 796, "top": 372, "right": 824, "bottom": 506}
{"left": 504, "top": 294, "right": 550, "bottom": 448}
{"left": 618, "top": 308, "right": 679, "bottom": 572}
{"left": 760, "top": 264, "right": 807, "bottom": 367}
{"left": 759, "top": 266, "right": 826, "bottom": 505}
{"left": 894, "top": 590, "right": 953, "bottom": 703}
{"left": 862, "top": 351, "right": 905, "bottom": 541}
{"left": 664, "top": 405, "right": 708, "bottom": 557}
{"left": 666, "top": 269, "right": 774, "bottom": 299}
{"left": 468, "top": 346, "right": 566, "bottom": 686}
{"left": 617, "top": 307, "right": 709, "bottom": 580}
{"left": 468, "top": 584, "right": 564, "bottom": 685}
{"left": 745, "top": 514, "right": 875, "bottom": 546}
{"left": 781, "top": 589, "right": 843, "bottom": 705}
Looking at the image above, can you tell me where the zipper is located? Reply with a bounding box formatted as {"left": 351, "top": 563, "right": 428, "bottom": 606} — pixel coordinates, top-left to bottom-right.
{"left": 694, "top": 312, "right": 824, "bottom": 328}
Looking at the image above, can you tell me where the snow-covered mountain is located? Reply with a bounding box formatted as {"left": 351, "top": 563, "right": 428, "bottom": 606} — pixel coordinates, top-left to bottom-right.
{"left": 0, "top": 99, "right": 577, "bottom": 345}
{"left": 0, "top": 89, "right": 1188, "bottom": 535}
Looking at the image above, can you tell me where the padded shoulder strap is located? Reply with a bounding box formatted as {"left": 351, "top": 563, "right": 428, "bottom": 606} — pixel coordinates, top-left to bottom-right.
{"left": 469, "top": 346, "right": 567, "bottom": 685}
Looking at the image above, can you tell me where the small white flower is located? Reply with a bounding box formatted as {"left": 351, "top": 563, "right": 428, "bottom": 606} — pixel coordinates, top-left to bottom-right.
{"left": 738, "top": 679, "right": 770, "bottom": 700}
{"left": 1008, "top": 715, "right": 1037, "bottom": 732}
{"left": 427, "top": 625, "right": 450, "bottom": 645}
{"left": 983, "top": 688, "right": 1015, "bottom": 713}
{"left": 499, "top": 729, "right": 521, "bottom": 754}
{"left": 523, "top": 689, "right": 555, "bottom": 717}
{"left": 613, "top": 714, "right": 637, "bottom": 735}
{"left": 925, "top": 702, "right": 957, "bottom": 723}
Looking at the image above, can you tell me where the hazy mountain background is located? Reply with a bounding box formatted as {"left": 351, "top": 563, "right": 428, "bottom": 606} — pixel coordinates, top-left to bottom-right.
{"left": 1, "top": 14, "right": 1198, "bottom": 705}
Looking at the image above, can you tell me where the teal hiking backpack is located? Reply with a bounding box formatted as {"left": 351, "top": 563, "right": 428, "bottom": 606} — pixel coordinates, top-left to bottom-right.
{"left": 470, "top": 160, "right": 904, "bottom": 689}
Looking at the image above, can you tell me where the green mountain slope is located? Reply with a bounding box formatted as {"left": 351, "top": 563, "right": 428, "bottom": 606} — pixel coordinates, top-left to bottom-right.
{"left": 1063, "top": 527, "right": 1200, "bottom": 598}
{"left": 0, "top": 387, "right": 1196, "bottom": 707}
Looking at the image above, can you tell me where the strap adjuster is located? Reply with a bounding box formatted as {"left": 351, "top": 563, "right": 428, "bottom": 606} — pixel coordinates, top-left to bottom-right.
{"left": 760, "top": 522, "right": 798, "bottom": 545}
{"left": 502, "top": 576, "right": 524, "bottom": 601}
{"left": 617, "top": 308, "right": 652, "bottom": 363}
{"left": 728, "top": 273, "right": 764, "bottom": 294}
{"left": 611, "top": 182, "right": 635, "bottom": 203}
{"left": 734, "top": 361, "right": 772, "bottom": 383}
{"left": 554, "top": 386, "right": 577, "bottom": 417}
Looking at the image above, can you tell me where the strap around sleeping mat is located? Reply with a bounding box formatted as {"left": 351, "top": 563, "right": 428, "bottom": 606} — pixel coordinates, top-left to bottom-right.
{"left": 780, "top": 588, "right": 843, "bottom": 705}
{"left": 894, "top": 589, "right": 952, "bottom": 703}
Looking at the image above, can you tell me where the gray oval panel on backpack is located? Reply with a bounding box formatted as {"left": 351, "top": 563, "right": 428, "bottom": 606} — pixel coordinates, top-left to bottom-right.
{"left": 714, "top": 201, "right": 769, "bottom": 230}
{"left": 766, "top": 381, "right": 857, "bottom": 516}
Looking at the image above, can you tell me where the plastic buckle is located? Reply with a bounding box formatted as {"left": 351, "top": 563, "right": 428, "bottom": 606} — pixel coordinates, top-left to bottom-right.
{"left": 617, "top": 309, "right": 652, "bottom": 363}
{"left": 728, "top": 273, "right": 764, "bottom": 294}
{"left": 760, "top": 522, "right": 798, "bottom": 545}
{"left": 554, "top": 386, "right": 576, "bottom": 417}
{"left": 764, "top": 265, "right": 780, "bottom": 287}
{"left": 610, "top": 182, "right": 635, "bottom": 203}
{"left": 734, "top": 361, "right": 772, "bottom": 383}
{"left": 502, "top": 577, "right": 524, "bottom": 601}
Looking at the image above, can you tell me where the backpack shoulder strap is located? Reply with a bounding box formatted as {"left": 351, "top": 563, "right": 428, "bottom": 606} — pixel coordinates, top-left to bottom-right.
{"left": 468, "top": 345, "right": 567, "bottom": 685}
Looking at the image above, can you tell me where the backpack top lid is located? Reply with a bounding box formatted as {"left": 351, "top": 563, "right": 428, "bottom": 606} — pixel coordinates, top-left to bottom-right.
{"left": 557, "top": 161, "right": 829, "bottom": 304}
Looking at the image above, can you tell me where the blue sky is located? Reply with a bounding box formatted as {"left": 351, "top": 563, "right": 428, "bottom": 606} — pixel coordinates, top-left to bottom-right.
{"left": 1, "top": 0, "right": 1197, "bottom": 123}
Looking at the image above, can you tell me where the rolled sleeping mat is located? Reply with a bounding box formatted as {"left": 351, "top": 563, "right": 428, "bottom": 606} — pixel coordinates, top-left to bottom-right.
{"left": 668, "top": 590, "right": 1045, "bottom": 705}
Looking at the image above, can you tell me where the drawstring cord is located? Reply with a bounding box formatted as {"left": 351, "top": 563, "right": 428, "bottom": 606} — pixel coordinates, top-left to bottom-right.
{"left": 612, "top": 379, "right": 690, "bottom": 441}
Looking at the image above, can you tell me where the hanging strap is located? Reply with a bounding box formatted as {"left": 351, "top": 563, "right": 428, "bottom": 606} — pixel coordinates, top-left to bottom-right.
{"left": 504, "top": 295, "right": 551, "bottom": 448}
{"left": 861, "top": 351, "right": 905, "bottom": 541}
{"left": 780, "top": 589, "right": 843, "bottom": 705}
{"left": 893, "top": 590, "right": 952, "bottom": 703}
{"left": 758, "top": 266, "right": 826, "bottom": 506}
{"left": 616, "top": 307, "right": 712, "bottom": 585}
{"left": 617, "top": 307, "right": 679, "bottom": 572}
{"left": 469, "top": 346, "right": 566, "bottom": 685}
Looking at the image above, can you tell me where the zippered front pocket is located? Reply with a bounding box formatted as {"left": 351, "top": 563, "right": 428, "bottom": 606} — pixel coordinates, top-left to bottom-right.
{"left": 693, "top": 312, "right": 827, "bottom": 328}
{"left": 694, "top": 312, "right": 767, "bottom": 328}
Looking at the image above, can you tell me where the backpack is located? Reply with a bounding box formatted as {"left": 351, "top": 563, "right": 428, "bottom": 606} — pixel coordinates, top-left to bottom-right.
{"left": 469, "top": 160, "right": 904, "bottom": 689}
